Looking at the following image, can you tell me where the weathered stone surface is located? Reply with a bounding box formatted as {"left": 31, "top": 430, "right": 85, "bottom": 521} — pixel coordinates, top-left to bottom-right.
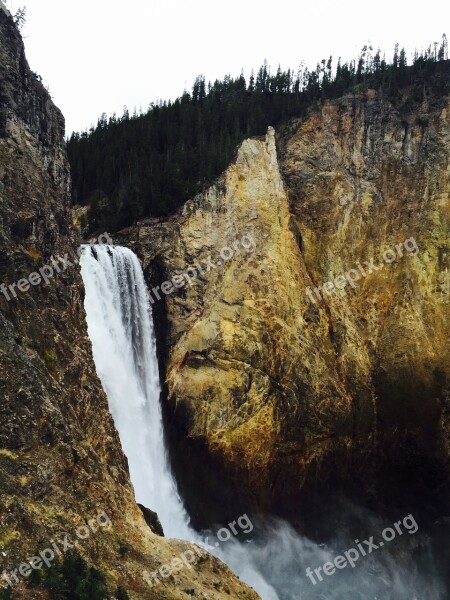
{"left": 279, "top": 92, "right": 450, "bottom": 512}
{"left": 120, "top": 93, "right": 449, "bottom": 530}
{"left": 0, "top": 10, "right": 259, "bottom": 599}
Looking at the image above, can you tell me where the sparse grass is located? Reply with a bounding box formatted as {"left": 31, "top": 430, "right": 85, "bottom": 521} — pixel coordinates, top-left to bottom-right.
{"left": 0, "top": 530, "right": 20, "bottom": 548}
{"left": 0, "top": 449, "right": 18, "bottom": 460}
{"left": 43, "top": 348, "right": 57, "bottom": 366}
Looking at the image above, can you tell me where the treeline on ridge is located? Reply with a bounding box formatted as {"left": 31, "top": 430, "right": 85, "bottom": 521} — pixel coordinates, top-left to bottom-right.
{"left": 67, "top": 36, "right": 450, "bottom": 233}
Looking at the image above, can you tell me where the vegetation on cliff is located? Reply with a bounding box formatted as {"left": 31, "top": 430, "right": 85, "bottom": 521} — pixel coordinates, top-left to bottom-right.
{"left": 67, "top": 36, "right": 450, "bottom": 232}
{"left": 26, "top": 551, "right": 108, "bottom": 600}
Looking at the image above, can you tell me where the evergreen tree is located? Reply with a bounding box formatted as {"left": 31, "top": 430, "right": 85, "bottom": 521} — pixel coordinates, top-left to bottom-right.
{"left": 66, "top": 36, "right": 450, "bottom": 235}
{"left": 393, "top": 42, "right": 399, "bottom": 68}
{"left": 438, "top": 33, "right": 448, "bottom": 60}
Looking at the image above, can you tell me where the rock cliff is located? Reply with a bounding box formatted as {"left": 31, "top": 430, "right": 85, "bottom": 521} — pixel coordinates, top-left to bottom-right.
{"left": 120, "top": 90, "right": 449, "bottom": 531}
{"left": 0, "top": 9, "right": 258, "bottom": 599}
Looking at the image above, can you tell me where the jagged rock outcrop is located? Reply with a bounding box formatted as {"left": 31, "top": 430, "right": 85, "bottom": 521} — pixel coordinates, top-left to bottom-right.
{"left": 120, "top": 92, "right": 449, "bottom": 530}
{"left": 0, "top": 10, "right": 259, "bottom": 599}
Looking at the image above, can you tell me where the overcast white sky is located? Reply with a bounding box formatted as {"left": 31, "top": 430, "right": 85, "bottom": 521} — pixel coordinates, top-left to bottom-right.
{"left": 5, "top": 0, "right": 450, "bottom": 135}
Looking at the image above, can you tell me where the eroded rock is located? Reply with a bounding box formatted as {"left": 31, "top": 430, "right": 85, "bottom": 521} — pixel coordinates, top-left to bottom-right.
{"left": 120, "top": 92, "right": 449, "bottom": 530}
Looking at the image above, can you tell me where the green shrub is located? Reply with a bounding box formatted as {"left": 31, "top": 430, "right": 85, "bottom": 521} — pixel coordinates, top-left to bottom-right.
{"left": 27, "top": 550, "right": 108, "bottom": 599}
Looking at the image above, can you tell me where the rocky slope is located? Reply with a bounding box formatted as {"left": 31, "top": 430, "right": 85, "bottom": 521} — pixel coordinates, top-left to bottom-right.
{"left": 0, "top": 9, "right": 258, "bottom": 599}
{"left": 120, "top": 90, "right": 449, "bottom": 531}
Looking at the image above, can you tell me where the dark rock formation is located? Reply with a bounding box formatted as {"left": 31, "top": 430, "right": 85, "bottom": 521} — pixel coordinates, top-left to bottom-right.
{"left": 137, "top": 504, "right": 164, "bottom": 537}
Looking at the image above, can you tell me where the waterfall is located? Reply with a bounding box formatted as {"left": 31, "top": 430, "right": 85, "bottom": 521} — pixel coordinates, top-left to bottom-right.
{"left": 80, "top": 245, "right": 444, "bottom": 600}
{"left": 79, "top": 244, "right": 191, "bottom": 538}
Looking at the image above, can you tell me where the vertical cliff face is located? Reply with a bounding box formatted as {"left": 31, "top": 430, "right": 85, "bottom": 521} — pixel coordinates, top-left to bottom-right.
{"left": 279, "top": 91, "right": 449, "bottom": 510}
{"left": 0, "top": 11, "right": 259, "bottom": 599}
{"left": 121, "top": 129, "right": 361, "bottom": 526}
{"left": 121, "top": 92, "right": 449, "bottom": 528}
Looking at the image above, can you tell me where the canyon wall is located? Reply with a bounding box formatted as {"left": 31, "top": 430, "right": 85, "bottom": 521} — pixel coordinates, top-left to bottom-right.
{"left": 121, "top": 91, "right": 449, "bottom": 530}
{"left": 0, "top": 10, "right": 258, "bottom": 599}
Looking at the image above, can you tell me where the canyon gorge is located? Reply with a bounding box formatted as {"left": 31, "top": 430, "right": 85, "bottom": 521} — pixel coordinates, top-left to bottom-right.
{"left": 1, "top": 4, "right": 449, "bottom": 599}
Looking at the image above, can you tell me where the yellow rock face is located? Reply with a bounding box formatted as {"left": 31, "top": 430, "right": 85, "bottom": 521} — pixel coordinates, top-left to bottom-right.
{"left": 124, "top": 93, "right": 449, "bottom": 524}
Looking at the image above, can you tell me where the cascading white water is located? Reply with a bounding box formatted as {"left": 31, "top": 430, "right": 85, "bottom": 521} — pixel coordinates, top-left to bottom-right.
{"left": 80, "top": 245, "right": 444, "bottom": 600}
{"left": 80, "top": 244, "right": 191, "bottom": 538}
